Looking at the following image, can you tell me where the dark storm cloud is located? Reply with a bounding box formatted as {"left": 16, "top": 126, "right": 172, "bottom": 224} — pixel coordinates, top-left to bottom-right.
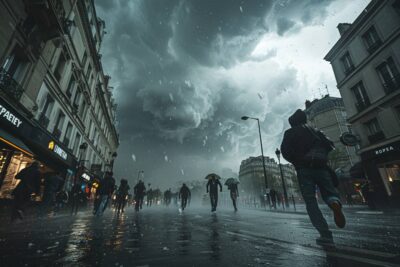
{"left": 95, "top": 0, "right": 339, "bottom": 188}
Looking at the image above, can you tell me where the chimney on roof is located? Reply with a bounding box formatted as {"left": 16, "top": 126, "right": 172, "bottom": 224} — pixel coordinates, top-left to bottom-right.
{"left": 337, "top": 23, "right": 352, "bottom": 36}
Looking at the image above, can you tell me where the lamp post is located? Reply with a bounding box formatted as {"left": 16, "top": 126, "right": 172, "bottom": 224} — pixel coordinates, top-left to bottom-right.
{"left": 275, "top": 148, "right": 289, "bottom": 208}
{"left": 241, "top": 116, "right": 270, "bottom": 209}
{"left": 110, "top": 152, "right": 117, "bottom": 171}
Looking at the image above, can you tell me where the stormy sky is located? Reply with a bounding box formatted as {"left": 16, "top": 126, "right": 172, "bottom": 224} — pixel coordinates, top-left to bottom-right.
{"left": 95, "top": 0, "right": 369, "bottom": 188}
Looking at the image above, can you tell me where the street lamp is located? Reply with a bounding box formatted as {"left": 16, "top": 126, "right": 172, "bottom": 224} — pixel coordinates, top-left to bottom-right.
{"left": 275, "top": 148, "right": 289, "bottom": 208}
{"left": 241, "top": 116, "right": 270, "bottom": 209}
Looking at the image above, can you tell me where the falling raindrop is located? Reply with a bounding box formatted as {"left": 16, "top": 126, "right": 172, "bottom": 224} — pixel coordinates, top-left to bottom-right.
{"left": 239, "top": 6, "right": 243, "bottom": 13}
{"left": 169, "top": 93, "right": 174, "bottom": 102}
{"left": 164, "top": 155, "right": 169, "bottom": 162}
{"left": 131, "top": 154, "right": 136, "bottom": 162}
{"left": 181, "top": 169, "right": 185, "bottom": 175}
{"left": 220, "top": 146, "right": 225, "bottom": 152}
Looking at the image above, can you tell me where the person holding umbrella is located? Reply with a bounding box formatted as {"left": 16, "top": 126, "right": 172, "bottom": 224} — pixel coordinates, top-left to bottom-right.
{"left": 225, "top": 178, "right": 239, "bottom": 212}
{"left": 206, "top": 174, "right": 222, "bottom": 212}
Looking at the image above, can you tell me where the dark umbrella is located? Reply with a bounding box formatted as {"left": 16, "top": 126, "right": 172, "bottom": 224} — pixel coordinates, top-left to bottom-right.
{"left": 224, "top": 178, "right": 239, "bottom": 186}
{"left": 204, "top": 173, "right": 221, "bottom": 180}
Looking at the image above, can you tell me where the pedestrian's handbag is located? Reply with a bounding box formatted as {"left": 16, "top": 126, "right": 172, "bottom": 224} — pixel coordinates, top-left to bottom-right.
{"left": 302, "top": 125, "right": 334, "bottom": 166}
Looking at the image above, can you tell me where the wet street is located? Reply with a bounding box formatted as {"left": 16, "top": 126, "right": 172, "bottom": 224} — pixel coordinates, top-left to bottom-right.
{"left": 0, "top": 205, "right": 399, "bottom": 267}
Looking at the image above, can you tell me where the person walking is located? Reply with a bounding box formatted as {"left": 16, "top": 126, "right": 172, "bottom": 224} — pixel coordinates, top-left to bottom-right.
{"left": 116, "top": 179, "right": 130, "bottom": 213}
{"left": 95, "top": 172, "right": 115, "bottom": 216}
{"left": 41, "top": 171, "right": 64, "bottom": 216}
{"left": 228, "top": 183, "right": 239, "bottom": 212}
{"left": 206, "top": 175, "right": 222, "bottom": 212}
{"left": 11, "top": 161, "right": 41, "bottom": 221}
{"left": 134, "top": 180, "right": 146, "bottom": 212}
{"left": 71, "top": 181, "right": 82, "bottom": 215}
{"left": 179, "top": 183, "right": 191, "bottom": 211}
{"left": 281, "top": 109, "right": 345, "bottom": 246}
{"left": 269, "top": 189, "right": 277, "bottom": 209}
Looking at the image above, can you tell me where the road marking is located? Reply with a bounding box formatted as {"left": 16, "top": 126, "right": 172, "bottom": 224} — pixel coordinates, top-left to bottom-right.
{"left": 356, "top": 211, "right": 384, "bottom": 215}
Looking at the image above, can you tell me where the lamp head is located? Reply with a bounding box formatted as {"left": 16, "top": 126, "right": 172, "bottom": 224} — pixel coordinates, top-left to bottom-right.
{"left": 275, "top": 148, "right": 281, "bottom": 157}
{"left": 241, "top": 116, "right": 250, "bottom": 121}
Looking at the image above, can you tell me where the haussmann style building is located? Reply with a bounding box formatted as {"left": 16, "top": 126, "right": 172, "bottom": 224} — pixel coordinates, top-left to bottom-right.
{"left": 324, "top": 0, "right": 400, "bottom": 206}
{"left": 0, "top": 0, "right": 119, "bottom": 200}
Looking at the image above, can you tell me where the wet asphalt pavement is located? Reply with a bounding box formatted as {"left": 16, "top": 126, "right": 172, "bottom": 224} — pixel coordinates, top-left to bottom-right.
{"left": 0, "top": 204, "right": 399, "bottom": 267}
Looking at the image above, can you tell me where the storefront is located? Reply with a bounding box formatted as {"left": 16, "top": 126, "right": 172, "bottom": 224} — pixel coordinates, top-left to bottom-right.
{"left": 0, "top": 99, "right": 35, "bottom": 198}
{"left": 361, "top": 139, "right": 400, "bottom": 207}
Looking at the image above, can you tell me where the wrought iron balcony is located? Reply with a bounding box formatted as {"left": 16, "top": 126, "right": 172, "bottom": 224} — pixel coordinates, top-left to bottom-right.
{"left": 383, "top": 75, "right": 400, "bottom": 95}
{"left": 368, "top": 131, "right": 385, "bottom": 144}
{"left": 0, "top": 67, "right": 25, "bottom": 101}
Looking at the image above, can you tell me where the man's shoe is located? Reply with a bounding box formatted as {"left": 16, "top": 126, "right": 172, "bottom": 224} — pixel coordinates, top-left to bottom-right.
{"left": 330, "top": 201, "right": 346, "bottom": 228}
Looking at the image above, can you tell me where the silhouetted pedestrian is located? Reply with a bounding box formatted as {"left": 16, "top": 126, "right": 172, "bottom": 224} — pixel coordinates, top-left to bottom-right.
{"left": 228, "top": 183, "right": 239, "bottom": 211}
{"left": 41, "top": 171, "right": 64, "bottom": 216}
{"left": 179, "top": 183, "right": 191, "bottom": 211}
{"left": 134, "top": 180, "right": 146, "bottom": 211}
{"left": 206, "top": 175, "right": 222, "bottom": 212}
{"left": 11, "top": 161, "right": 41, "bottom": 221}
{"left": 281, "top": 109, "right": 345, "bottom": 246}
{"left": 116, "top": 179, "right": 130, "bottom": 213}
{"left": 95, "top": 172, "right": 115, "bottom": 216}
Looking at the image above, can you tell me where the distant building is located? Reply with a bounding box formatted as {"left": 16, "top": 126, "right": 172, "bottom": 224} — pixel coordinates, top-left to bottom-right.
{"left": 324, "top": 0, "right": 400, "bottom": 206}
{"left": 0, "top": 0, "right": 119, "bottom": 198}
{"left": 238, "top": 156, "right": 299, "bottom": 199}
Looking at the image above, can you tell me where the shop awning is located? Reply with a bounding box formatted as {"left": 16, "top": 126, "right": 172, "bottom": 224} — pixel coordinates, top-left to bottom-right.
{"left": 0, "top": 128, "right": 33, "bottom": 156}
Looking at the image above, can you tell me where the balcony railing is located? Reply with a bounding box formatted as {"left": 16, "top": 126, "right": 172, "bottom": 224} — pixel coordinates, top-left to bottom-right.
{"left": 38, "top": 113, "right": 50, "bottom": 128}
{"left": 368, "top": 131, "right": 385, "bottom": 144}
{"left": 355, "top": 100, "right": 370, "bottom": 113}
{"left": 382, "top": 75, "right": 400, "bottom": 94}
{"left": 366, "top": 40, "right": 382, "bottom": 54}
{"left": 0, "top": 67, "right": 25, "bottom": 101}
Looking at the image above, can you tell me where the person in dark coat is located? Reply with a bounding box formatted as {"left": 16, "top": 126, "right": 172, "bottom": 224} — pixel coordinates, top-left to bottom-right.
{"left": 206, "top": 175, "right": 222, "bottom": 212}
{"left": 116, "top": 179, "right": 130, "bottom": 213}
{"left": 95, "top": 172, "right": 115, "bottom": 216}
{"left": 41, "top": 171, "right": 64, "bottom": 216}
{"left": 228, "top": 183, "right": 239, "bottom": 211}
{"left": 11, "top": 161, "right": 41, "bottom": 221}
{"left": 281, "top": 109, "right": 345, "bottom": 246}
{"left": 179, "top": 183, "right": 191, "bottom": 211}
{"left": 134, "top": 180, "right": 146, "bottom": 211}
{"left": 269, "top": 189, "right": 277, "bottom": 209}
{"left": 71, "top": 181, "right": 82, "bottom": 215}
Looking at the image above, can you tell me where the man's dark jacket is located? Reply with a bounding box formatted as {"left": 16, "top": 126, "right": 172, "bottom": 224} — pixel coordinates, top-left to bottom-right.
{"left": 281, "top": 109, "right": 334, "bottom": 169}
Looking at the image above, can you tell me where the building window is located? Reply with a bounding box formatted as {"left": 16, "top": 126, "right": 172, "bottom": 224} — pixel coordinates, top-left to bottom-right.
{"left": 1, "top": 45, "right": 29, "bottom": 82}
{"left": 393, "top": 0, "right": 400, "bottom": 15}
{"left": 54, "top": 52, "right": 67, "bottom": 81}
{"left": 351, "top": 82, "right": 370, "bottom": 112}
{"left": 73, "top": 90, "right": 81, "bottom": 110}
{"left": 39, "top": 95, "right": 54, "bottom": 129}
{"left": 362, "top": 26, "right": 382, "bottom": 54}
{"left": 376, "top": 57, "right": 400, "bottom": 94}
{"left": 73, "top": 132, "right": 81, "bottom": 156}
{"left": 364, "top": 118, "right": 385, "bottom": 144}
{"left": 79, "top": 100, "right": 86, "bottom": 117}
{"left": 64, "top": 123, "right": 73, "bottom": 148}
{"left": 378, "top": 162, "right": 400, "bottom": 197}
{"left": 53, "top": 111, "right": 65, "bottom": 139}
{"left": 340, "top": 52, "right": 355, "bottom": 76}
{"left": 86, "top": 64, "right": 92, "bottom": 79}
{"left": 82, "top": 51, "right": 87, "bottom": 67}
{"left": 66, "top": 76, "right": 76, "bottom": 99}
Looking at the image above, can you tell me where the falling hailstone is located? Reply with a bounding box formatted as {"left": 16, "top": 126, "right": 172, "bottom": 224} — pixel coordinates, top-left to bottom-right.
{"left": 132, "top": 154, "right": 136, "bottom": 162}
{"left": 164, "top": 155, "right": 169, "bottom": 162}
{"left": 220, "top": 146, "right": 225, "bottom": 152}
{"left": 239, "top": 6, "right": 243, "bottom": 13}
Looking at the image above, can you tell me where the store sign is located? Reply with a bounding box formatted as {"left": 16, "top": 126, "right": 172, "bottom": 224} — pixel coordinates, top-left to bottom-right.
{"left": 48, "top": 141, "right": 68, "bottom": 160}
{"left": 375, "top": 146, "right": 394, "bottom": 155}
{"left": 81, "top": 172, "right": 91, "bottom": 181}
{"left": 0, "top": 104, "right": 23, "bottom": 128}
{"left": 340, "top": 132, "right": 360, "bottom": 146}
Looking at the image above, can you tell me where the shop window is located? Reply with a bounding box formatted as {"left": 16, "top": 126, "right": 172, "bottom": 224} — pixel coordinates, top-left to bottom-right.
{"left": 364, "top": 118, "right": 385, "bottom": 144}
{"left": 54, "top": 51, "right": 68, "bottom": 82}
{"left": 39, "top": 95, "right": 54, "bottom": 129}
{"left": 340, "top": 52, "right": 355, "bottom": 76}
{"left": 362, "top": 26, "right": 382, "bottom": 54}
{"left": 64, "top": 123, "right": 73, "bottom": 148}
{"left": 376, "top": 57, "right": 400, "bottom": 94}
{"left": 378, "top": 162, "right": 400, "bottom": 197}
{"left": 53, "top": 111, "right": 65, "bottom": 139}
{"left": 351, "top": 81, "right": 371, "bottom": 112}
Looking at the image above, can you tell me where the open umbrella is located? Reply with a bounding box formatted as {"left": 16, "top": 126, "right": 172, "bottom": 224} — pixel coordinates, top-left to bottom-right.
{"left": 204, "top": 173, "right": 221, "bottom": 180}
{"left": 224, "top": 178, "right": 239, "bottom": 186}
